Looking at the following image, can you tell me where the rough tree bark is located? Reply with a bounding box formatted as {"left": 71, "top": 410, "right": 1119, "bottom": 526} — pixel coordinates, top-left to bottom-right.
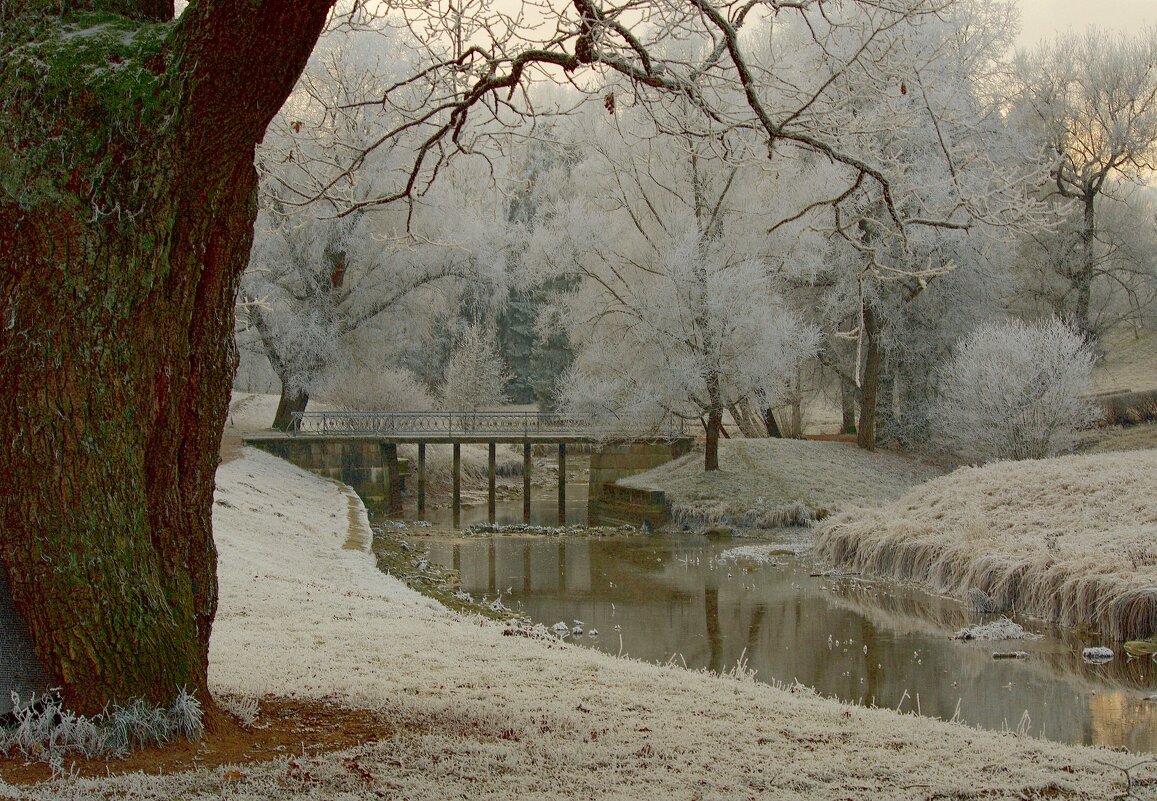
{"left": 704, "top": 373, "right": 723, "bottom": 472}
{"left": 856, "top": 307, "right": 883, "bottom": 451}
{"left": 763, "top": 407, "right": 783, "bottom": 438}
{"left": 0, "top": 0, "right": 332, "bottom": 715}
{"left": 1074, "top": 190, "right": 1097, "bottom": 339}
{"left": 248, "top": 302, "right": 312, "bottom": 431}
{"left": 839, "top": 378, "right": 858, "bottom": 435}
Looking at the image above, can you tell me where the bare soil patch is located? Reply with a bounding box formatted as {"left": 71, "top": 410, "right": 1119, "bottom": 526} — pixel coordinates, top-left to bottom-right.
{"left": 0, "top": 697, "right": 390, "bottom": 786}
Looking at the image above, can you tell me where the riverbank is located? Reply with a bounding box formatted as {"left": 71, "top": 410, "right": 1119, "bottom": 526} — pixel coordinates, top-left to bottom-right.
{"left": 815, "top": 448, "right": 1157, "bottom": 642}
{"left": 2, "top": 446, "right": 1142, "bottom": 799}
{"left": 620, "top": 438, "right": 941, "bottom": 528}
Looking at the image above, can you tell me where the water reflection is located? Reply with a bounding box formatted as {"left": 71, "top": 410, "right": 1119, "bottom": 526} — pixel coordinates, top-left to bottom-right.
{"left": 419, "top": 531, "right": 1157, "bottom": 752}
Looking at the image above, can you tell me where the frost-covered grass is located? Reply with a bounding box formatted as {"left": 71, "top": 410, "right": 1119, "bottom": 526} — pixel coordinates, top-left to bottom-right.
{"left": 0, "top": 688, "right": 203, "bottom": 767}
{"left": 1092, "top": 326, "right": 1157, "bottom": 394}
{"left": 816, "top": 448, "right": 1157, "bottom": 641}
{"left": 620, "top": 438, "right": 940, "bottom": 528}
{"left": 2, "top": 447, "right": 1141, "bottom": 799}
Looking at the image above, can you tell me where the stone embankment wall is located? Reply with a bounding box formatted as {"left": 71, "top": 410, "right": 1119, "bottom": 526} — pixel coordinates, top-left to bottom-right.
{"left": 587, "top": 439, "right": 693, "bottom": 527}
{"left": 245, "top": 438, "right": 389, "bottom": 503}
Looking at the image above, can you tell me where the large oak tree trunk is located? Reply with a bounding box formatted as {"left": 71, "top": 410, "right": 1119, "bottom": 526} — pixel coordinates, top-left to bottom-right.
{"left": 0, "top": 0, "right": 332, "bottom": 716}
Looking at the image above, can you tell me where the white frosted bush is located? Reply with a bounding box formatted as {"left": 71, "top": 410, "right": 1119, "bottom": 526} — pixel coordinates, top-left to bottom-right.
{"left": 440, "top": 323, "right": 510, "bottom": 411}
{"left": 317, "top": 365, "right": 436, "bottom": 412}
{"left": 932, "top": 318, "right": 1100, "bottom": 461}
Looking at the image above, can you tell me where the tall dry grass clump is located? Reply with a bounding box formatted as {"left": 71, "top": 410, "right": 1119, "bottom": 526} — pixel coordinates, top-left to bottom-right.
{"left": 814, "top": 449, "right": 1157, "bottom": 641}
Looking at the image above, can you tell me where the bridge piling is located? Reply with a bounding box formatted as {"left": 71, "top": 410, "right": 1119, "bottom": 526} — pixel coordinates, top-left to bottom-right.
{"left": 382, "top": 443, "right": 402, "bottom": 516}
{"left": 487, "top": 442, "right": 496, "bottom": 524}
{"left": 417, "top": 443, "right": 426, "bottom": 516}
{"left": 452, "top": 444, "right": 461, "bottom": 528}
{"left": 522, "top": 442, "right": 531, "bottom": 523}
{"left": 558, "top": 442, "right": 567, "bottom": 526}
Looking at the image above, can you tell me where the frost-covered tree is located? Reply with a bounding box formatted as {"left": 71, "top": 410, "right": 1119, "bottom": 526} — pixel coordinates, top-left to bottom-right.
{"left": 241, "top": 25, "right": 510, "bottom": 429}
{"left": 1011, "top": 179, "right": 1157, "bottom": 337}
{"left": 788, "top": 0, "right": 1044, "bottom": 449}
{"left": 1012, "top": 26, "right": 1157, "bottom": 338}
{"left": 1, "top": 0, "right": 332, "bottom": 716}
{"left": 317, "top": 364, "right": 436, "bottom": 412}
{"left": 932, "top": 318, "right": 1101, "bottom": 462}
{"left": 530, "top": 112, "right": 818, "bottom": 470}
{"left": 440, "top": 323, "right": 510, "bottom": 410}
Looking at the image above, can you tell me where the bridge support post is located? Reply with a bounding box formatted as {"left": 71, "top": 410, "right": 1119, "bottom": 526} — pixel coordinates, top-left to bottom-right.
{"left": 557, "top": 441, "right": 567, "bottom": 526}
{"left": 487, "top": 442, "right": 496, "bottom": 524}
{"left": 417, "top": 443, "right": 426, "bottom": 516}
{"left": 382, "top": 442, "right": 402, "bottom": 516}
{"left": 452, "top": 443, "right": 461, "bottom": 528}
{"left": 522, "top": 442, "right": 531, "bottom": 523}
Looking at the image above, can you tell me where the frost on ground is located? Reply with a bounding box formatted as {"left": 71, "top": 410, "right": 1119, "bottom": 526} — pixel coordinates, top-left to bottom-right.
{"left": 816, "top": 448, "right": 1157, "bottom": 641}
{"left": 620, "top": 438, "right": 939, "bottom": 529}
{"left": 0, "top": 447, "right": 1141, "bottom": 800}
{"left": 954, "top": 617, "right": 1042, "bottom": 641}
{"left": 1091, "top": 327, "right": 1157, "bottom": 395}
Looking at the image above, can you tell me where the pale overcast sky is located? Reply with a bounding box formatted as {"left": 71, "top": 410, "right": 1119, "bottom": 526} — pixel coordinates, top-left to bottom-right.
{"left": 1017, "top": 0, "right": 1156, "bottom": 47}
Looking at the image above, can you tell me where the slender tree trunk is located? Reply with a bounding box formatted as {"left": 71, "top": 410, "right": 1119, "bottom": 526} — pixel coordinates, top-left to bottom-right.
{"left": 840, "top": 378, "right": 858, "bottom": 435}
{"left": 1074, "top": 190, "right": 1097, "bottom": 339}
{"left": 788, "top": 365, "right": 803, "bottom": 438}
{"left": 856, "top": 307, "right": 882, "bottom": 451}
{"left": 248, "top": 298, "right": 312, "bottom": 430}
{"left": 704, "top": 371, "right": 723, "bottom": 471}
{"left": 0, "top": 0, "right": 332, "bottom": 715}
{"left": 727, "top": 401, "right": 763, "bottom": 438}
{"left": 763, "top": 407, "right": 783, "bottom": 438}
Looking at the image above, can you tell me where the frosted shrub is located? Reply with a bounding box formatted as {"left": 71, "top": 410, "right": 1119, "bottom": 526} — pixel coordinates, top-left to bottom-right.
{"left": 932, "top": 318, "right": 1100, "bottom": 461}
{"left": 440, "top": 323, "right": 510, "bottom": 411}
{"left": 317, "top": 365, "right": 436, "bottom": 412}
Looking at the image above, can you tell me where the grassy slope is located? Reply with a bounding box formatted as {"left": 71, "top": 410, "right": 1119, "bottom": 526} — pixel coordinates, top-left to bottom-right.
{"left": 1092, "top": 327, "right": 1157, "bottom": 394}
{"left": 815, "top": 448, "right": 1157, "bottom": 640}
{"left": 620, "top": 438, "right": 941, "bottom": 527}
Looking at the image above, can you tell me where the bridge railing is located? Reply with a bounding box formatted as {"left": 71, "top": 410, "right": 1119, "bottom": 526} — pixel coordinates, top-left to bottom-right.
{"left": 288, "top": 411, "right": 685, "bottom": 439}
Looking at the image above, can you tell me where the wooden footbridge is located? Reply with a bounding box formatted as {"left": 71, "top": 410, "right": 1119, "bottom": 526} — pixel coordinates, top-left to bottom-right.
{"left": 245, "top": 411, "right": 688, "bottom": 527}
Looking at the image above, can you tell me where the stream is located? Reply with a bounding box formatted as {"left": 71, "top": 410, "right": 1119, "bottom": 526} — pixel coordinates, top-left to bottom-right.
{"left": 373, "top": 456, "right": 1157, "bottom": 752}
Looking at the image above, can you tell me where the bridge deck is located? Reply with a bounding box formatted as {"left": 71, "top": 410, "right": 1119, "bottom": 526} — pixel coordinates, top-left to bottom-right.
{"left": 244, "top": 415, "right": 693, "bottom": 529}
{"left": 244, "top": 431, "right": 613, "bottom": 445}
{"left": 281, "top": 411, "right": 686, "bottom": 443}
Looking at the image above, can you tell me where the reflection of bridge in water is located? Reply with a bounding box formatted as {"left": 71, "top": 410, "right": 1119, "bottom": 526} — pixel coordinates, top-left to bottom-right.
{"left": 242, "top": 411, "right": 690, "bottom": 527}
